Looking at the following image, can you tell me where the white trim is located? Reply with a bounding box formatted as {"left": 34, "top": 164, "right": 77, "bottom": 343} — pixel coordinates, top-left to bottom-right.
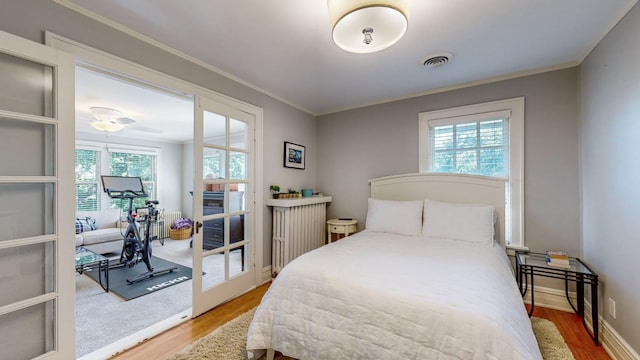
{"left": 51, "top": 0, "right": 313, "bottom": 116}
{"left": 418, "top": 97, "right": 524, "bottom": 248}
{"left": 0, "top": 29, "right": 76, "bottom": 360}
{"left": 77, "top": 310, "right": 192, "bottom": 360}
{"left": 51, "top": 0, "right": 586, "bottom": 117}
{"left": 46, "top": 30, "right": 264, "bottom": 350}
{"left": 522, "top": 285, "right": 575, "bottom": 313}
{"left": 524, "top": 286, "right": 640, "bottom": 360}
{"left": 600, "top": 319, "right": 640, "bottom": 360}
{"left": 262, "top": 265, "right": 273, "bottom": 283}
{"left": 427, "top": 109, "right": 512, "bottom": 127}
{"left": 320, "top": 62, "right": 576, "bottom": 116}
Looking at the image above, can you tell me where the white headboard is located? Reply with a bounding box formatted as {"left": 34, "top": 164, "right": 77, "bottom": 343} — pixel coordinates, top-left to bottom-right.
{"left": 369, "top": 173, "right": 507, "bottom": 247}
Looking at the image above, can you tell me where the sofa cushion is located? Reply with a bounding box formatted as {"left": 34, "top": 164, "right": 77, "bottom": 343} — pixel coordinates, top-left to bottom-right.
{"left": 80, "top": 228, "right": 124, "bottom": 246}
{"left": 75, "top": 217, "right": 98, "bottom": 234}
{"left": 75, "top": 234, "right": 83, "bottom": 247}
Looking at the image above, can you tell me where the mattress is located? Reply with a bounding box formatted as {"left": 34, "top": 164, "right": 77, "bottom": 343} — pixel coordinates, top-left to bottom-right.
{"left": 247, "top": 231, "right": 542, "bottom": 360}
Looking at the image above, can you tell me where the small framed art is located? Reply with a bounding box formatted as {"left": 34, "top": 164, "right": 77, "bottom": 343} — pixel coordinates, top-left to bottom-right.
{"left": 284, "top": 141, "right": 305, "bottom": 170}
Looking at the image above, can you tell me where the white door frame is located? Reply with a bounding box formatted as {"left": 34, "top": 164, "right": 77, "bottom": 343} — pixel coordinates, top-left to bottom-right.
{"left": 44, "top": 28, "right": 264, "bottom": 339}
{"left": 192, "top": 95, "right": 257, "bottom": 316}
{"left": 0, "top": 30, "right": 75, "bottom": 359}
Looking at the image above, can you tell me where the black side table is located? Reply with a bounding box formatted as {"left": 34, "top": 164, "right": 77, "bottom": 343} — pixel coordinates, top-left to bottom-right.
{"left": 75, "top": 246, "right": 109, "bottom": 292}
{"left": 515, "top": 251, "right": 599, "bottom": 345}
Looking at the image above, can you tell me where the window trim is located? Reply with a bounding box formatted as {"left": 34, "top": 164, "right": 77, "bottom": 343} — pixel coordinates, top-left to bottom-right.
{"left": 419, "top": 97, "right": 524, "bottom": 248}
{"left": 74, "top": 140, "right": 160, "bottom": 211}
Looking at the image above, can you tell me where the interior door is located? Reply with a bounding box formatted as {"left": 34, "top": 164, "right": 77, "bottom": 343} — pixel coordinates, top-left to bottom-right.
{"left": 0, "top": 31, "right": 74, "bottom": 359}
{"left": 192, "top": 94, "right": 255, "bottom": 316}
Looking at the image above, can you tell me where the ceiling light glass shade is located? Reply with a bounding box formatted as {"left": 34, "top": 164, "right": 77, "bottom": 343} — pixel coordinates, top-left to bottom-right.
{"left": 89, "top": 106, "right": 124, "bottom": 132}
{"left": 328, "top": 0, "right": 409, "bottom": 53}
{"left": 90, "top": 120, "right": 123, "bottom": 132}
{"left": 89, "top": 106, "right": 123, "bottom": 122}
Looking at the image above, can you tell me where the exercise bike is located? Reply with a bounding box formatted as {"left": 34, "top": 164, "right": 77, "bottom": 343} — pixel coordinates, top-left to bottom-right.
{"left": 101, "top": 175, "right": 177, "bottom": 284}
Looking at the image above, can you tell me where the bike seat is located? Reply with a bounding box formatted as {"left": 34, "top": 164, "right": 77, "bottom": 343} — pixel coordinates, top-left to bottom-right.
{"left": 145, "top": 200, "right": 159, "bottom": 205}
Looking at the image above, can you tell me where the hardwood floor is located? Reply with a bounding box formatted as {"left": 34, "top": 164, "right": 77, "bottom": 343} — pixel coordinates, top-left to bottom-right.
{"left": 529, "top": 305, "right": 610, "bottom": 360}
{"left": 110, "top": 283, "right": 270, "bottom": 360}
{"left": 112, "top": 283, "right": 610, "bottom": 360}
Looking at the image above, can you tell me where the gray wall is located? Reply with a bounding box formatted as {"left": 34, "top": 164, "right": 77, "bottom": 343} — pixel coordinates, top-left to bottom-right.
{"left": 579, "top": 3, "right": 640, "bottom": 352}
{"left": 0, "top": 0, "right": 317, "bottom": 267}
{"left": 317, "top": 68, "right": 581, "bottom": 258}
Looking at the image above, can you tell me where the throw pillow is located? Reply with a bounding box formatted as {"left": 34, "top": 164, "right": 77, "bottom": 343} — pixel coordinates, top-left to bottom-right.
{"left": 75, "top": 217, "right": 99, "bottom": 234}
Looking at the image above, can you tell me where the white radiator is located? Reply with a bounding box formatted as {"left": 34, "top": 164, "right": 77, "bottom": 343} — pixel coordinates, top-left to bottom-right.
{"left": 157, "top": 210, "right": 182, "bottom": 239}
{"left": 269, "top": 197, "right": 331, "bottom": 276}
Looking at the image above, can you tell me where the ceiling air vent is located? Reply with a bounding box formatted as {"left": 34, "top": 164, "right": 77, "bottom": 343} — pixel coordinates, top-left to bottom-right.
{"left": 421, "top": 52, "right": 454, "bottom": 69}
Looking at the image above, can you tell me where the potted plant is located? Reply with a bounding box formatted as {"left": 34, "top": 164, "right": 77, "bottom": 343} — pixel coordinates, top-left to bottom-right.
{"left": 270, "top": 185, "right": 280, "bottom": 199}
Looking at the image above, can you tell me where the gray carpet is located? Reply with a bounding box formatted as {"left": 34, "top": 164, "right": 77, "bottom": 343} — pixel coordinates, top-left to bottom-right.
{"left": 76, "top": 238, "right": 242, "bottom": 357}
{"left": 169, "top": 311, "right": 575, "bottom": 360}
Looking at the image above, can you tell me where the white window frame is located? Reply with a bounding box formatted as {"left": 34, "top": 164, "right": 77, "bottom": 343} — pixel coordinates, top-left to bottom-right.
{"left": 75, "top": 140, "right": 160, "bottom": 211}
{"left": 74, "top": 145, "right": 101, "bottom": 212}
{"left": 419, "top": 97, "right": 525, "bottom": 249}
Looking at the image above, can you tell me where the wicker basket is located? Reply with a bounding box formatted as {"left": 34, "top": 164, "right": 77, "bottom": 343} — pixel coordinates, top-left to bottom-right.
{"left": 169, "top": 226, "right": 192, "bottom": 240}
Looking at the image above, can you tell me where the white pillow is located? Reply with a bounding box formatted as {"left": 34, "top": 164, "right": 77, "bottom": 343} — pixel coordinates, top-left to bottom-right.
{"left": 422, "top": 199, "right": 495, "bottom": 245}
{"left": 365, "top": 198, "right": 423, "bottom": 236}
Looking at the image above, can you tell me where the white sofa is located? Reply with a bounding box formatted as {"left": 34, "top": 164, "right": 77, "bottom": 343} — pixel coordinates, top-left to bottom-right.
{"left": 75, "top": 210, "right": 126, "bottom": 254}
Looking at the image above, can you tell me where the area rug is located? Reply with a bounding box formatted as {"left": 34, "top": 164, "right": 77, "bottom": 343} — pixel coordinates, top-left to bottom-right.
{"left": 168, "top": 309, "right": 575, "bottom": 360}
{"left": 84, "top": 256, "right": 192, "bottom": 301}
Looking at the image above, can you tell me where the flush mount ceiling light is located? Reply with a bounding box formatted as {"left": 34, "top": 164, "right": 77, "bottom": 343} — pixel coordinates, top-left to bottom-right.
{"left": 328, "top": 0, "right": 409, "bottom": 54}
{"left": 89, "top": 106, "right": 135, "bottom": 132}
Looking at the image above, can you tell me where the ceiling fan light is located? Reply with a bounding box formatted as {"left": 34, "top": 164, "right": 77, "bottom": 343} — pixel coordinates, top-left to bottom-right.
{"left": 90, "top": 120, "right": 123, "bottom": 132}
{"left": 328, "top": 0, "right": 409, "bottom": 54}
{"left": 89, "top": 106, "right": 123, "bottom": 123}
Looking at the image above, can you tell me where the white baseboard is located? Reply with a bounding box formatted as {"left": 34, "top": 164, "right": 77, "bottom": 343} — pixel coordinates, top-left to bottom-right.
{"left": 522, "top": 284, "right": 575, "bottom": 312}
{"left": 527, "top": 285, "right": 639, "bottom": 360}
{"left": 78, "top": 309, "right": 192, "bottom": 360}
{"left": 262, "top": 265, "right": 272, "bottom": 284}
{"left": 583, "top": 301, "right": 640, "bottom": 360}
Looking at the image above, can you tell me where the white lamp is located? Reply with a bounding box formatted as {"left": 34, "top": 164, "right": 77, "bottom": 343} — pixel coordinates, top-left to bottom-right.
{"left": 90, "top": 120, "right": 123, "bottom": 132}
{"left": 328, "top": 0, "right": 409, "bottom": 53}
{"left": 89, "top": 107, "right": 127, "bottom": 132}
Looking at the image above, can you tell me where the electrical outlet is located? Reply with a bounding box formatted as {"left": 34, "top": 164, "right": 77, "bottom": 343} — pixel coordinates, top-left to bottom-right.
{"left": 608, "top": 298, "right": 616, "bottom": 319}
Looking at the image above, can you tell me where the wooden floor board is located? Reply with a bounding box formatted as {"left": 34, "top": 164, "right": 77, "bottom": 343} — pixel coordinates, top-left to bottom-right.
{"left": 111, "top": 283, "right": 610, "bottom": 360}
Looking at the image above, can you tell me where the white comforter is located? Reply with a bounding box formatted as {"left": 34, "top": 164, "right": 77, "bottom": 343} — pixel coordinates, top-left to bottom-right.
{"left": 247, "top": 231, "right": 542, "bottom": 360}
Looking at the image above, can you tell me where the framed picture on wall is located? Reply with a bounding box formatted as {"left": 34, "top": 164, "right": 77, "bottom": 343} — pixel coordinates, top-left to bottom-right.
{"left": 284, "top": 141, "right": 305, "bottom": 170}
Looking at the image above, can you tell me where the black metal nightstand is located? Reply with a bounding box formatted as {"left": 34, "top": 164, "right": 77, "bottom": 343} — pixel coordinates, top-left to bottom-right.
{"left": 515, "top": 251, "right": 599, "bottom": 345}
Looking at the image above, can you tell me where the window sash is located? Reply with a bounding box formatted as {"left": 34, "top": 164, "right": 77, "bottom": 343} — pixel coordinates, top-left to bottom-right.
{"left": 429, "top": 119, "right": 509, "bottom": 177}
{"left": 418, "top": 97, "right": 525, "bottom": 248}
{"left": 74, "top": 143, "right": 159, "bottom": 212}
{"left": 75, "top": 149, "right": 99, "bottom": 211}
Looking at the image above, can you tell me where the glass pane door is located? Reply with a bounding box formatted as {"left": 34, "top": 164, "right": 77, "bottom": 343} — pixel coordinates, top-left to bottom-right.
{"left": 192, "top": 95, "right": 254, "bottom": 317}
{"left": 0, "top": 31, "right": 74, "bottom": 359}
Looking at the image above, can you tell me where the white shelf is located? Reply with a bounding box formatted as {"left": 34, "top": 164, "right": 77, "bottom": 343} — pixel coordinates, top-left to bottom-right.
{"left": 266, "top": 196, "right": 332, "bottom": 208}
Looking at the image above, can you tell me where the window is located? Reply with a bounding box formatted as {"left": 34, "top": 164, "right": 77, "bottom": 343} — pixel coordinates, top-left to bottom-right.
{"left": 430, "top": 118, "right": 508, "bottom": 176}
{"left": 419, "top": 97, "right": 524, "bottom": 248}
{"left": 203, "top": 151, "right": 246, "bottom": 181}
{"left": 75, "top": 149, "right": 100, "bottom": 211}
{"left": 109, "top": 150, "right": 157, "bottom": 210}
{"left": 74, "top": 142, "right": 158, "bottom": 212}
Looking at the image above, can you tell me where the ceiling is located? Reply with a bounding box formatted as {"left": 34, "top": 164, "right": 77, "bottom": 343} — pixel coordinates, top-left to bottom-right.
{"left": 68, "top": 0, "right": 637, "bottom": 142}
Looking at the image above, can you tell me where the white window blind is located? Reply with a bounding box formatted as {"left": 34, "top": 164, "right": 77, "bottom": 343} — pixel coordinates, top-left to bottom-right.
{"left": 429, "top": 114, "right": 509, "bottom": 177}
{"left": 75, "top": 142, "right": 159, "bottom": 212}
{"left": 75, "top": 149, "right": 100, "bottom": 211}
{"left": 109, "top": 151, "right": 157, "bottom": 210}
{"left": 419, "top": 98, "right": 525, "bottom": 248}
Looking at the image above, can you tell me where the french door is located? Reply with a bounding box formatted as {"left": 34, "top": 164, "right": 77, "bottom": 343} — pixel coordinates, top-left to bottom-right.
{"left": 0, "top": 31, "right": 74, "bottom": 359}
{"left": 192, "top": 95, "right": 255, "bottom": 316}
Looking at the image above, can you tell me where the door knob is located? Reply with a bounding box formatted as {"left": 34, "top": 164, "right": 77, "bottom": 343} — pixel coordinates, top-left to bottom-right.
{"left": 195, "top": 221, "right": 203, "bottom": 234}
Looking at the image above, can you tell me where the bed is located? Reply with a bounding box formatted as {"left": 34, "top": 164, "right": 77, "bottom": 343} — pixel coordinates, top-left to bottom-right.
{"left": 247, "top": 173, "right": 542, "bottom": 360}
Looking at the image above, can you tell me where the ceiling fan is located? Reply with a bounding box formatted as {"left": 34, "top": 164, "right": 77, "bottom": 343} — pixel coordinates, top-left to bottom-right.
{"left": 89, "top": 107, "right": 161, "bottom": 133}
